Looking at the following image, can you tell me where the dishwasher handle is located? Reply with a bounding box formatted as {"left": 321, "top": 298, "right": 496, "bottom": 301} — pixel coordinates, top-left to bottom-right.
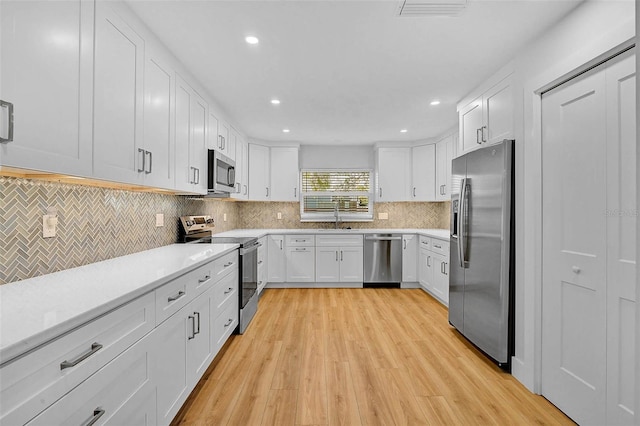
{"left": 364, "top": 236, "right": 402, "bottom": 241}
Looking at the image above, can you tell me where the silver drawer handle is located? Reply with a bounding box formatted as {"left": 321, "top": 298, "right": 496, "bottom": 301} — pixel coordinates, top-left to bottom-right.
{"left": 60, "top": 342, "right": 103, "bottom": 370}
{"left": 224, "top": 318, "right": 233, "bottom": 327}
{"left": 168, "top": 290, "right": 185, "bottom": 302}
{"left": 83, "top": 407, "right": 105, "bottom": 426}
{"left": 224, "top": 287, "right": 234, "bottom": 294}
{"left": 198, "top": 275, "right": 211, "bottom": 283}
{"left": 188, "top": 315, "right": 196, "bottom": 340}
{"left": 295, "top": 248, "right": 306, "bottom": 251}
{"left": 434, "top": 244, "right": 441, "bottom": 249}
{"left": 195, "top": 312, "right": 201, "bottom": 335}
{"left": 224, "top": 261, "right": 233, "bottom": 268}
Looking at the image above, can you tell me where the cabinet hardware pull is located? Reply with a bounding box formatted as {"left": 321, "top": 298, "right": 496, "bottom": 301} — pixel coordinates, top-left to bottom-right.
{"left": 189, "top": 167, "right": 195, "bottom": 184}
{"left": 340, "top": 251, "right": 343, "bottom": 261}
{"left": 188, "top": 315, "right": 196, "bottom": 339}
{"left": 198, "top": 274, "right": 211, "bottom": 283}
{"left": 60, "top": 342, "right": 103, "bottom": 370}
{"left": 195, "top": 312, "right": 201, "bottom": 335}
{"left": 168, "top": 290, "right": 185, "bottom": 302}
{"left": 84, "top": 407, "right": 105, "bottom": 426}
{"left": 379, "top": 187, "right": 382, "bottom": 198}
{"left": 336, "top": 251, "right": 338, "bottom": 261}
{"left": 481, "top": 126, "right": 487, "bottom": 143}
{"left": 294, "top": 187, "right": 297, "bottom": 198}
{"left": 196, "top": 168, "right": 200, "bottom": 184}
{"left": 0, "top": 100, "right": 14, "bottom": 143}
{"left": 280, "top": 240, "right": 283, "bottom": 250}
{"left": 413, "top": 187, "right": 416, "bottom": 197}
{"left": 476, "top": 128, "right": 482, "bottom": 144}
{"left": 427, "top": 256, "right": 431, "bottom": 267}
{"left": 434, "top": 244, "right": 441, "bottom": 249}
{"left": 404, "top": 240, "right": 407, "bottom": 250}
{"left": 224, "top": 318, "right": 233, "bottom": 327}
{"left": 444, "top": 262, "right": 448, "bottom": 275}
{"left": 138, "top": 148, "right": 145, "bottom": 172}
{"left": 145, "top": 150, "right": 152, "bottom": 174}
{"left": 224, "top": 261, "right": 233, "bottom": 267}
{"left": 224, "top": 287, "right": 234, "bottom": 294}
{"left": 266, "top": 187, "right": 269, "bottom": 198}
{"left": 258, "top": 260, "right": 263, "bottom": 265}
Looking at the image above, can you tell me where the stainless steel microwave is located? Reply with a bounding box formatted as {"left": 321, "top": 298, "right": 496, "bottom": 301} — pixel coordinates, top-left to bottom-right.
{"left": 208, "top": 150, "right": 236, "bottom": 194}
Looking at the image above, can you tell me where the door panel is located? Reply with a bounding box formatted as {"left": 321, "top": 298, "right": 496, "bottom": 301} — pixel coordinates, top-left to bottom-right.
{"left": 542, "top": 63, "right": 607, "bottom": 426}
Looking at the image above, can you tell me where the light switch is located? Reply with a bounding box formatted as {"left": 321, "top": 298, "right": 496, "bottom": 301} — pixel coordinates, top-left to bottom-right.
{"left": 378, "top": 212, "right": 389, "bottom": 220}
{"left": 155, "top": 213, "right": 164, "bottom": 227}
{"left": 277, "top": 212, "right": 282, "bottom": 220}
{"left": 223, "top": 213, "right": 227, "bottom": 222}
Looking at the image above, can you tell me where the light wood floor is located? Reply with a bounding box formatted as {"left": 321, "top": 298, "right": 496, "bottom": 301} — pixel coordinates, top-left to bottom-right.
{"left": 172, "top": 288, "right": 573, "bottom": 425}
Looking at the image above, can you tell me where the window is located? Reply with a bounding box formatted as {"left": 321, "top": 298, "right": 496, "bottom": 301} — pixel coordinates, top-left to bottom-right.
{"left": 300, "top": 170, "right": 373, "bottom": 222}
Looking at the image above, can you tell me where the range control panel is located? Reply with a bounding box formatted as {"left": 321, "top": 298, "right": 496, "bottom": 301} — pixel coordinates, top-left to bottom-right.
{"left": 180, "top": 215, "right": 215, "bottom": 235}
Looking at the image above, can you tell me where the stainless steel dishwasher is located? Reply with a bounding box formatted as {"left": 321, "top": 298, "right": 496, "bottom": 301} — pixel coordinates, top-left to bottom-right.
{"left": 364, "top": 234, "right": 402, "bottom": 287}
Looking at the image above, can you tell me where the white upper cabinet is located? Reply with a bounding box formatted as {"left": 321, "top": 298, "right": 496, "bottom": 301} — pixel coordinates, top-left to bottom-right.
{"left": 435, "top": 133, "right": 456, "bottom": 201}
{"left": 93, "top": 2, "right": 145, "bottom": 184}
{"left": 458, "top": 75, "right": 513, "bottom": 155}
{"left": 270, "top": 147, "right": 299, "bottom": 202}
{"left": 174, "top": 75, "right": 207, "bottom": 194}
{"left": 411, "top": 144, "right": 436, "bottom": 201}
{"left": 248, "top": 143, "right": 270, "bottom": 201}
{"left": 207, "top": 111, "right": 219, "bottom": 151}
{"left": 231, "top": 135, "right": 248, "bottom": 200}
{"left": 0, "top": 0, "right": 94, "bottom": 176}
{"left": 376, "top": 147, "right": 411, "bottom": 202}
{"left": 142, "top": 49, "right": 175, "bottom": 190}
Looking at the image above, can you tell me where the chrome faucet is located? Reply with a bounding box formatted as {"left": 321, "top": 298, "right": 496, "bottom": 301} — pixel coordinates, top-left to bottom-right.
{"left": 333, "top": 202, "right": 340, "bottom": 229}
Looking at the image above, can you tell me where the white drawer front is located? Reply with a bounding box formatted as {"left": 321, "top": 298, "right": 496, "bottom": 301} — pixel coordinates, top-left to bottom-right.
{"left": 1, "top": 292, "right": 155, "bottom": 426}
{"left": 419, "top": 236, "right": 431, "bottom": 250}
{"left": 285, "top": 235, "right": 315, "bottom": 247}
{"left": 430, "top": 238, "right": 449, "bottom": 256}
{"left": 211, "top": 269, "right": 238, "bottom": 312}
{"left": 212, "top": 296, "right": 239, "bottom": 352}
{"left": 213, "top": 250, "right": 239, "bottom": 280}
{"left": 26, "top": 331, "right": 156, "bottom": 426}
{"left": 315, "top": 234, "right": 363, "bottom": 247}
{"left": 155, "top": 274, "right": 190, "bottom": 325}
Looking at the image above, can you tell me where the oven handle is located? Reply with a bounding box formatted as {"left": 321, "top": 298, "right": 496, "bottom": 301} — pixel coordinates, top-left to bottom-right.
{"left": 240, "top": 242, "right": 261, "bottom": 255}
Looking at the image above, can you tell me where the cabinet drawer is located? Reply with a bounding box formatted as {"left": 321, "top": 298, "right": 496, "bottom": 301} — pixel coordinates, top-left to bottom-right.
{"left": 211, "top": 269, "right": 238, "bottom": 312}
{"left": 212, "top": 296, "right": 239, "bottom": 351}
{"left": 0, "top": 292, "right": 155, "bottom": 426}
{"left": 213, "top": 250, "right": 239, "bottom": 280}
{"left": 419, "top": 236, "right": 431, "bottom": 250}
{"left": 285, "top": 235, "right": 315, "bottom": 246}
{"left": 430, "top": 238, "right": 449, "bottom": 256}
{"left": 26, "top": 331, "right": 156, "bottom": 426}
{"left": 316, "top": 234, "right": 363, "bottom": 247}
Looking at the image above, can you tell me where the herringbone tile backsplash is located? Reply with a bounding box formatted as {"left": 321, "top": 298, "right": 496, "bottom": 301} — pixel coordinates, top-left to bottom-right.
{"left": 0, "top": 177, "right": 238, "bottom": 285}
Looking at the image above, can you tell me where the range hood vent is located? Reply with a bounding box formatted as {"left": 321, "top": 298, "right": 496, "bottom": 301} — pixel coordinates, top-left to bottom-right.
{"left": 396, "top": 0, "right": 468, "bottom": 17}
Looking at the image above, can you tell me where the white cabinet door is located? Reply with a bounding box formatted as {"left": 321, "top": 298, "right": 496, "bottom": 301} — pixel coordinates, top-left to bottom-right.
{"left": 459, "top": 98, "right": 483, "bottom": 155}
{"left": 143, "top": 50, "right": 174, "bottom": 189}
{"left": 207, "top": 111, "right": 218, "bottom": 151}
{"left": 267, "top": 235, "right": 286, "bottom": 282}
{"left": 435, "top": 135, "right": 455, "bottom": 201}
{"left": 226, "top": 127, "right": 237, "bottom": 162}
{"left": 402, "top": 235, "right": 418, "bottom": 282}
{"left": 431, "top": 252, "right": 449, "bottom": 304}
{"left": 418, "top": 248, "right": 432, "bottom": 292}
{"left": 217, "top": 120, "right": 230, "bottom": 158}
{"left": 376, "top": 147, "right": 411, "bottom": 202}
{"left": 154, "top": 307, "right": 189, "bottom": 426}
{"left": 270, "top": 147, "right": 299, "bottom": 201}
{"left": 286, "top": 247, "right": 315, "bottom": 282}
{"left": 411, "top": 145, "right": 436, "bottom": 201}
{"left": 191, "top": 91, "right": 208, "bottom": 194}
{"left": 248, "top": 144, "right": 270, "bottom": 201}
{"left": 93, "top": 2, "right": 144, "bottom": 184}
{"left": 232, "top": 137, "right": 248, "bottom": 199}
{"left": 315, "top": 246, "right": 340, "bottom": 282}
{"left": 483, "top": 77, "right": 514, "bottom": 145}
{"left": 186, "top": 290, "right": 212, "bottom": 386}
{"left": 339, "top": 246, "right": 363, "bottom": 282}
{"left": 0, "top": 0, "right": 94, "bottom": 177}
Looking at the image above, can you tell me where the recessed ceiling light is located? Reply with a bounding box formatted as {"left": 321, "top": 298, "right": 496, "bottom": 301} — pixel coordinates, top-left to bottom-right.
{"left": 430, "top": 100, "right": 441, "bottom": 106}
{"left": 282, "top": 129, "right": 290, "bottom": 133}
{"left": 400, "top": 129, "right": 408, "bottom": 133}
{"left": 245, "top": 36, "right": 259, "bottom": 45}
{"left": 271, "top": 99, "right": 281, "bottom": 105}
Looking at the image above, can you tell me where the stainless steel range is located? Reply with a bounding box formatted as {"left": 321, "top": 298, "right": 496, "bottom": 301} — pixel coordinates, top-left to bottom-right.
{"left": 178, "top": 216, "right": 260, "bottom": 334}
{"left": 211, "top": 235, "right": 261, "bottom": 334}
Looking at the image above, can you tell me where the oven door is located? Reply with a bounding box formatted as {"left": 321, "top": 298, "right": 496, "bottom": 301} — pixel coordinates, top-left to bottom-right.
{"left": 240, "top": 244, "right": 258, "bottom": 308}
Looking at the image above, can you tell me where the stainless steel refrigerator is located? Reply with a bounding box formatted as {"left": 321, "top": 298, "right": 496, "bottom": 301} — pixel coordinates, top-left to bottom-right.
{"left": 449, "top": 139, "right": 515, "bottom": 370}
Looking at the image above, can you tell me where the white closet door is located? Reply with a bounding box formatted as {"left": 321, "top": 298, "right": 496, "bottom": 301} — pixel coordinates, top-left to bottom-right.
{"left": 541, "top": 65, "right": 608, "bottom": 425}
{"left": 605, "top": 50, "right": 636, "bottom": 425}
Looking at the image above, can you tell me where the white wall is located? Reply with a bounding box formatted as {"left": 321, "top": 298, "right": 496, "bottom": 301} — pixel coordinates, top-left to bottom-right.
{"left": 299, "top": 145, "right": 374, "bottom": 170}
{"left": 502, "top": 0, "right": 635, "bottom": 391}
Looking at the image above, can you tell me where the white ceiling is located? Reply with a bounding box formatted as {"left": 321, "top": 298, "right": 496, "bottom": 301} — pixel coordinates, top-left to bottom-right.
{"left": 126, "top": 0, "right": 583, "bottom": 145}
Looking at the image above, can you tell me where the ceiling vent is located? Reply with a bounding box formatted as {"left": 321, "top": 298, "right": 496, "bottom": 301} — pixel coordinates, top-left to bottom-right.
{"left": 396, "top": 0, "right": 468, "bottom": 17}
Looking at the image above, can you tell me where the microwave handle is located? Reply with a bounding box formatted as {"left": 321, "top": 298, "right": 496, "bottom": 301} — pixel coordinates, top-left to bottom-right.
{"left": 228, "top": 167, "right": 236, "bottom": 187}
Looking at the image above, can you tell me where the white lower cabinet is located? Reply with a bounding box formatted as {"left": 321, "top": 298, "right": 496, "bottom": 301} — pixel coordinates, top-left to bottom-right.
{"left": 338, "top": 246, "right": 364, "bottom": 282}
{"left": 2, "top": 251, "right": 239, "bottom": 426}
{"left": 402, "top": 234, "right": 418, "bottom": 283}
{"left": 26, "top": 331, "right": 157, "bottom": 426}
{"left": 267, "top": 235, "right": 286, "bottom": 283}
{"left": 285, "top": 235, "right": 315, "bottom": 282}
{"left": 418, "top": 236, "right": 449, "bottom": 305}
{"left": 315, "top": 235, "right": 363, "bottom": 284}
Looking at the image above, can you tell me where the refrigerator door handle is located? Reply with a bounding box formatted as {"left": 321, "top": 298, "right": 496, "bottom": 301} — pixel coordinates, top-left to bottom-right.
{"left": 458, "top": 177, "right": 467, "bottom": 267}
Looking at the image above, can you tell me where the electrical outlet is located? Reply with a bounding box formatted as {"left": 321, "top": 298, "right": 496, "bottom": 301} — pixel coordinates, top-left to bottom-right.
{"left": 378, "top": 212, "right": 389, "bottom": 220}
{"left": 223, "top": 213, "right": 227, "bottom": 222}
{"left": 277, "top": 212, "right": 282, "bottom": 220}
{"left": 43, "top": 214, "right": 58, "bottom": 238}
{"left": 155, "top": 213, "right": 164, "bottom": 227}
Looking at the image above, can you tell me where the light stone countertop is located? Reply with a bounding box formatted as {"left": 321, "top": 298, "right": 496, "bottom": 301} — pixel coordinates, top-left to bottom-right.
{"left": 213, "top": 228, "right": 451, "bottom": 240}
{"left": 0, "top": 243, "right": 238, "bottom": 365}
